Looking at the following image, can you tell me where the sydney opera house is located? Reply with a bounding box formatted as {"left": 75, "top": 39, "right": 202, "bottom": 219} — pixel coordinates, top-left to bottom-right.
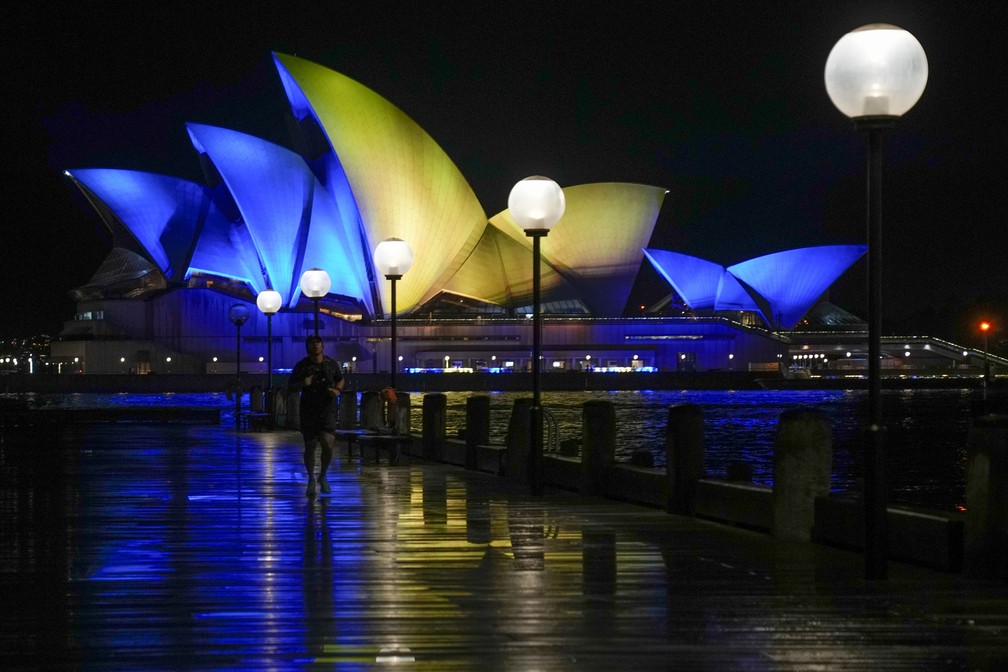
{"left": 53, "top": 53, "right": 927, "bottom": 378}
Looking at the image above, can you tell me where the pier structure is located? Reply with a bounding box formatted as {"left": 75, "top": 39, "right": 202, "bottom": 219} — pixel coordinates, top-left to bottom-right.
{"left": 4, "top": 413, "right": 1007, "bottom": 669}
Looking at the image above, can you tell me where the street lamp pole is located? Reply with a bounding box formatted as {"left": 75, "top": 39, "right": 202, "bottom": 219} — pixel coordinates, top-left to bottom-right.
{"left": 374, "top": 238, "right": 414, "bottom": 390}
{"left": 509, "top": 176, "right": 566, "bottom": 496}
{"left": 299, "top": 268, "right": 331, "bottom": 337}
{"left": 228, "top": 304, "right": 250, "bottom": 431}
{"left": 826, "top": 23, "right": 928, "bottom": 580}
{"left": 980, "top": 321, "right": 991, "bottom": 407}
{"left": 256, "top": 289, "right": 282, "bottom": 429}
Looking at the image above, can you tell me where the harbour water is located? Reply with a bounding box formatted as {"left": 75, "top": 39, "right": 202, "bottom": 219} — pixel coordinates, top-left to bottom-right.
{"left": 2, "top": 387, "right": 987, "bottom": 512}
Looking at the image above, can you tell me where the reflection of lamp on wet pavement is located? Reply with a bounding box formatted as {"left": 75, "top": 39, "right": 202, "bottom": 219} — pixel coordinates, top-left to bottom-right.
{"left": 299, "top": 268, "right": 331, "bottom": 337}
{"left": 376, "top": 648, "right": 415, "bottom": 663}
{"left": 228, "top": 303, "right": 250, "bottom": 430}
{"left": 373, "top": 238, "right": 413, "bottom": 390}
{"left": 509, "top": 176, "right": 566, "bottom": 496}
{"left": 256, "top": 289, "right": 282, "bottom": 429}
{"left": 825, "top": 23, "right": 928, "bottom": 580}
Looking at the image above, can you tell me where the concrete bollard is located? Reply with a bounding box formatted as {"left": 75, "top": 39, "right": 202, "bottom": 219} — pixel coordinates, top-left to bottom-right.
{"left": 272, "top": 390, "right": 287, "bottom": 428}
{"left": 665, "top": 403, "right": 705, "bottom": 515}
{"left": 395, "top": 392, "right": 412, "bottom": 433}
{"left": 250, "top": 385, "right": 264, "bottom": 412}
{"left": 360, "top": 390, "right": 381, "bottom": 429}
{"left": 772, "top": 409, "right": 833, "bottom": 542}
{"left": 422, "top": 393, "right": 447, "bottom": 461}
{"left": 465, "top": 395, "right": 491, "bottom": 470}
{"left": 581, "top": 400, "right": 616, "bottom": 496}
{"left": 964, "top": 414, "right": 1008, "bottom": 580}
{"left": 338, "top": 390, "right": 358, "bottom": 429}
{"left": 505, "top": 397, "right": 533, "bottom": 483}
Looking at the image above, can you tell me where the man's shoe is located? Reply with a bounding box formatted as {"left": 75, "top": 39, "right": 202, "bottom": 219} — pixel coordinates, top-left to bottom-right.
{"left": 319, "top": 475, "right": 331, "bottom": 494}
{"left": 306, "top": 477, "right": 317, "bottom": 497}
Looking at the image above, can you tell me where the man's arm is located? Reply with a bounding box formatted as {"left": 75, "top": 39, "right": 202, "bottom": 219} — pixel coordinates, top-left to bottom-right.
{"left": 288, "top": 360, "right": 310, "bottom": 393}
{"left": 328, "top": 361, "right": 344, "bottom": 397}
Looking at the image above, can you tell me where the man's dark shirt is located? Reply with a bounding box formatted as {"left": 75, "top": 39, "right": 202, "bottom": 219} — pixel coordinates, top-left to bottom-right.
{"left": 290, "top": 355, "right": 343, "bottom": 434}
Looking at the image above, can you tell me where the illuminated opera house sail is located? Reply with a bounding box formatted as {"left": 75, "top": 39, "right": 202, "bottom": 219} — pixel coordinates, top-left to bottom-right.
{"left": 57, "top": 53, "right": 866, "bottom": 376}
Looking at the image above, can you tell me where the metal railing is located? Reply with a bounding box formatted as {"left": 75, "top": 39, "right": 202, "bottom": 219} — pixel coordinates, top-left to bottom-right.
{"left": 542, "top": 406, "right": 559, "bottom": 453}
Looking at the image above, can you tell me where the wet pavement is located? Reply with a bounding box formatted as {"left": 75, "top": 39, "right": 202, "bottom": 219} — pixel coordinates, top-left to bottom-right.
{"left": 2, "top": 422, "right": 1007, "bottom": 670}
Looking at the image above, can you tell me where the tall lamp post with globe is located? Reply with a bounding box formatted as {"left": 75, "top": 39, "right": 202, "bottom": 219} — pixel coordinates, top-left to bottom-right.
{"left": 508, "top": 176, "right": 566, "bottom": 495}
{"left": 228, "top": 303, "right": 251, "bottom": 431}
{"left": 300, "top": 268, "right": 331, "bottom": 337}
{"left": 256, "top": 289, "right": 282, "bottom": 428}
{"left": 373, "top": 238, "right": 414, "bottom": 390}
{"left": 825, "top": 23, "right": 928, "bottom": 580}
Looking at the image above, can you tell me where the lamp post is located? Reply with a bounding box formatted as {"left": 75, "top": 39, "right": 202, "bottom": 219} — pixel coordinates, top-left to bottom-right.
{"left": 373, "top": 238, "right": 414, "bottom": 390}
{"left": 256, "top": 289, "right": 282, "bottom": 429}
{"left": 299, "top": 268, "right": 331, "bottom": 336}
{"left": 826, "top": 23, "right": 928, "bottom": 580}
{"left": 509, "top": 176, "right": 566, "bottom": 495}
{"left": 980, "top": 321, "right": 991, "bottom": 407}
{"left": 228, "top": 303, "right": 250, "bottom": 431}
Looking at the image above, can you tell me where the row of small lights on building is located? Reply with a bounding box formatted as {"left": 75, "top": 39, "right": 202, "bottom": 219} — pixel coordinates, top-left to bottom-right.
{"left": 44, "top": 347, "right": 993, "bottom": 371}
{"left": 796, "top": 349, "right": 981, "bottom": 360}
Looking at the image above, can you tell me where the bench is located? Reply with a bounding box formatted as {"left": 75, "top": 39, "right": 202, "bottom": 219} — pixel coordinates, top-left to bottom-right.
{"left": 333, "top": 428, "right": 406, "bottom": 465}
{"left": 239, "top": 412, "right": 271, "bottom": 431}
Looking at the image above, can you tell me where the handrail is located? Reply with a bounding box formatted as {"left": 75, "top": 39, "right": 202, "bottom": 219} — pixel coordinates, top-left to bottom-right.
{"left": 542, "top": 406, "right": 559, "bottom": 453}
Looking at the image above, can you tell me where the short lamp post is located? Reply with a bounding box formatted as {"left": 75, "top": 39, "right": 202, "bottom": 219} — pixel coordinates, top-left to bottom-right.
{"left": 373, "top": 238, "right": 414, "bottom": 390}
{"left": 300, "top": 268, "right": 331, "bottom": 337}
{"left": 825, "top": 23, "right": 928, "bottom": 580}
{"left": 509, "top": 176, "right": 566, "bottom": 495}
{"left": 256, "top": 289, "right": 282, "bottom": 428}
{"left": 980, "top": 321, "right": 991, "bottom": 406}
{"left": 228, "top": 303, "right": 251, "bottom": 431}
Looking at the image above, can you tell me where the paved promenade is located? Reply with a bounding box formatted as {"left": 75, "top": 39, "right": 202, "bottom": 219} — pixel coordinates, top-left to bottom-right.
{"left": 3, "top": 421, "right": 1007, "bottom": 670}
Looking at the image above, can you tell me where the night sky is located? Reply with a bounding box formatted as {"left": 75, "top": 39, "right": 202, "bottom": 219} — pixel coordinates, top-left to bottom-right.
{"left": 5, "top": 1, "right": 1007, "bottom": 346}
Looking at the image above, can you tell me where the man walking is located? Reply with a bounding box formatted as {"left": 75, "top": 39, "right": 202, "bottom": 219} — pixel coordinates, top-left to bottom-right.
{"left": 289, "top": 335, "right": 344, "bottom": 496}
